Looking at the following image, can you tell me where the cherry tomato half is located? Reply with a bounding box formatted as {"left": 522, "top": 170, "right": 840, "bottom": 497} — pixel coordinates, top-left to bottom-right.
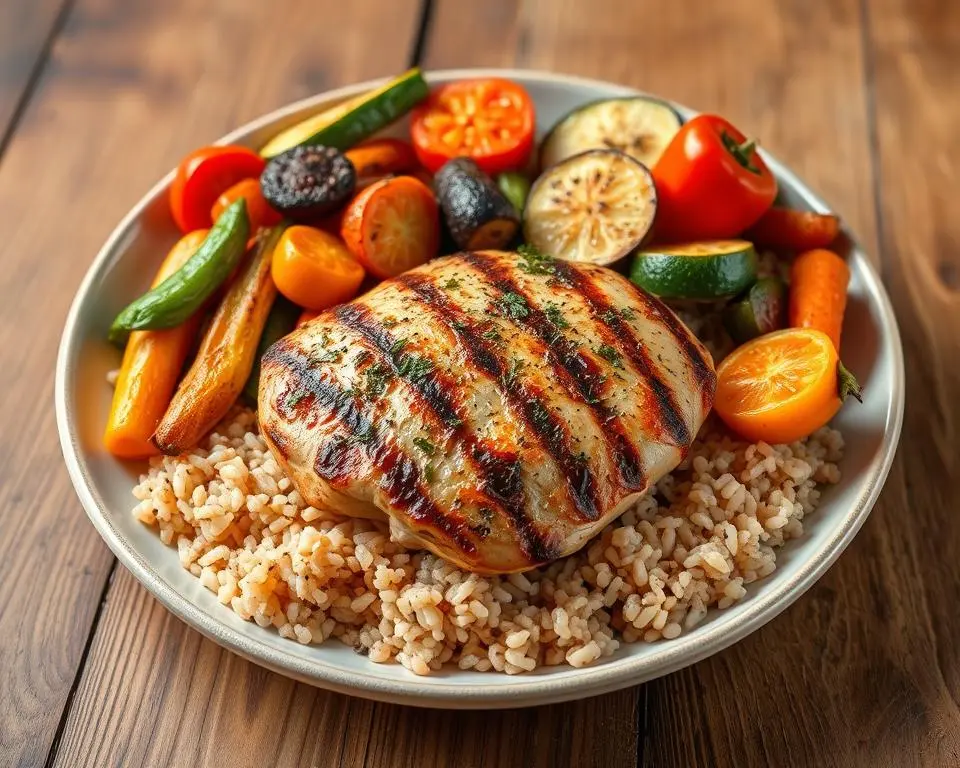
{"left": 410, "top": 79, "right": 535, "bottom": 175}
{"left": 210, "top": 178, "right": 282, "bottom": 233}
{"left": 169, "top": 145, "right": 265, "bottom": 232}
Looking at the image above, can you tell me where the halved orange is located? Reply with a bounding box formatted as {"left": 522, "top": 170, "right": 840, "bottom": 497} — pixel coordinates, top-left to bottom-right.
{"left": 714, "top": 328, "right": 842, "bottom": 444}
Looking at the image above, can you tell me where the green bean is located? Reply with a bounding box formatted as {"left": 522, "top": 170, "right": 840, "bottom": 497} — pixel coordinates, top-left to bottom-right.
{"left": 496, "top": 171, "right": 532, "bottom": 215}
{"left": 109, "top": 198, "right": 250, "bottom": 344}
{"left": 242, "top": 292, "right": 300, "bottom": 407}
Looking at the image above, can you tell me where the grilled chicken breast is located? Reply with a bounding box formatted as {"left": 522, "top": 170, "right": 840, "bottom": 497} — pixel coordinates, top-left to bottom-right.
{"left": 259, "top": 250, "right": 715, "bottom": 574}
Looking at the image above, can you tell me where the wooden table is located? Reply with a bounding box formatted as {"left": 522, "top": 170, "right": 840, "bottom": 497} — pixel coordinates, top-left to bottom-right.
{"left": 1, "top": 0, "right": 957, "bottom": 765}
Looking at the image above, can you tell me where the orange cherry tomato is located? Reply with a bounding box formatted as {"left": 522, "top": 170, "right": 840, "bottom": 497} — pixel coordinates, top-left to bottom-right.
{"left": 340, "top": 176, "right": 439, "bottom": 279}
{"left": 211, "top": 178, "right": 281, "bottom": 232}
{"left": 410, "top": 79, "right": 535, "bottom": 174}
{"left": 169, "top": 145, "right": 265, "bottom": 233}
{"left": 272, "top": 226, "right": 365, "bottom": 310}
{"left": 714, "top": 328, "right": 857, "bottom": 444}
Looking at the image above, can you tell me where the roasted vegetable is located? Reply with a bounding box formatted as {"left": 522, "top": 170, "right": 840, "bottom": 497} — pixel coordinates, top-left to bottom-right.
{"left": 103, "top": 230, "right": 208, "bottom": 458}
{"left": 170, "top": 145, "right": 264, "bottom": 233}
{"left": 713, "top": 327, "right": 861, "bottom": 444}
{"left": 259, "top": 145, "right": 356, "bottom": 221}
{"left": 652, "top": 114, "right": 777, "bottom": 242}
{"left": 260, "top": 68, "right": 429, "bottom": 157}
{"left": 496, "top": 171, "right": 531, "bottom": 215}
{"left": 242, "top": 295, "right": 301, "bottom": 407}
{"left": 788, "top": 248, "right": 849, "bottom": 349}
{"left": 539, "top": 96, "right": 682, "bottom": 171}
{"left": 629, "top": 240, "right": 758, "bottom": 300}
{"left": 434, "top": 158, "right": 519, "bottom": 250}
{"left": 211, "top": 178, "right": 282, "bottom": 232}
{"left": 272, "top": 225, "right": 365, "bottom": 309}
{"left": 110, "top": 198, "right": 250, "bottom": 344}
{"left": 345, "top": 138, "right": 419, "bottom": 178}
{"left": 723, "top": 276, "right": 787, "bottom": 344}
{"left": 152, "top": 226, "right": 281, "bottom": 454}
{"left": 746, "top": 208, "right": 841, "bottom": 251}
{"left": 341, "top": 175, "right": 440, "bottom": 278}
{"left": 524, "top": 149, "right": 656, "bottom": 265}
{"left": 410, "top": 79, "right": 535, "bottom": 174}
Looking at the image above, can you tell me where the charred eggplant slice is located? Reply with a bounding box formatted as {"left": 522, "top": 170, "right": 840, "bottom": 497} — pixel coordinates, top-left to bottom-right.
{"left": 434, "top": 158, "right": 520, "bottom": 250}
{"left": 260, "top": 145, "right": 356, "bottom": 221}
{"left": 540, "top": 96, "right": 682, "bottom": 171}
{"left": 523, "top": 149, "right": 657, "bottom": 265}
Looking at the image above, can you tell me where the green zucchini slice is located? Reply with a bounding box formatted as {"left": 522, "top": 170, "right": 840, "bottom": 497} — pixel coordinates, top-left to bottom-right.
{"left": 260, "top": 68, "right": 429, "bottom": 157}
{"left": 539, "top": 96, "right": 682, "bottom": 170}
{"left": 523, "top": 149, "right": 657, "bottom": 266}
{"left": 629, "top": 240, "right": 758, "bottom": 300}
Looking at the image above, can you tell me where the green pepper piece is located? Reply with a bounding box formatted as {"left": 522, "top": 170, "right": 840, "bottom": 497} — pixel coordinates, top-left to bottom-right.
{"left": 109, "top": 197, "right": 250, "bottom": 344}
{"left": 242, "top": 292, "right": 300, "bottom": 407}
{"left": 497, "top": 171, "right": 532, "bottom": 215}
{"left": 722, "top": 276, "right": 787, "bottom": 344}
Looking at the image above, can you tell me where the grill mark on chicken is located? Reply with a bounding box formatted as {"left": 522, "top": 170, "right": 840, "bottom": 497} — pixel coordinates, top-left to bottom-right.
{"left": 396, "top": 271, "right": 602, "bottom": 522}
{"left": 462, "top": 251, "right": 647, "bottom": 491}
{"left": 636, "top": 295, "right": 717, "bottom": 412}
{"left": 549, "top": 261, "right": 692, "bottom": 447}
{"left": 332, "top": 303, "right": 555, "bottom": 562}
{"left": 262, "top": 340, "right": 476, "bottom": 553}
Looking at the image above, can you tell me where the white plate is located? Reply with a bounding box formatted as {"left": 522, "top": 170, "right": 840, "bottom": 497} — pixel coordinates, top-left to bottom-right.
{"left": 56, "top": 69, "right": 904, "bottom": 709}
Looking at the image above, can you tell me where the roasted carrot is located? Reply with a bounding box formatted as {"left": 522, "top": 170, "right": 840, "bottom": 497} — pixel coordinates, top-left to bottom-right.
{"left": 345, "top": 138, "right": 418, "bottom": 178}
{"left": 746, "top": 207, "right": 840, "bottom": 251}
{"left": 789, "top": 248, "right": 850, "bottom": 349}
{"left": 103, "top": 230, "right": 209, "bottom": 458}
{"left": 153, "top": 227, "right": 282, "bottom": 454}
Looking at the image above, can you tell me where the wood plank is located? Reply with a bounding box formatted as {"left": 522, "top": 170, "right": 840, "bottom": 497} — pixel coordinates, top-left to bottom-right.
{"left": 0, "top": 0, "right": 417, "bottom": 766}
{"left": 0, "top": 0, "right": 67, "bottom": 143}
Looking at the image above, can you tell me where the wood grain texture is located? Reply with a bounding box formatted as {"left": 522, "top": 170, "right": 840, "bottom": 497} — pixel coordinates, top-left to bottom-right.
{"left": 0, "top": 0, "right": 418, "bottom": 766}
{"left": 0, "top": 0, "right": 69, "bottom": 143}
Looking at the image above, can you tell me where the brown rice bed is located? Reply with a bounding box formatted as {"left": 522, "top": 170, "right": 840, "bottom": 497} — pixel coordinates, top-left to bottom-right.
{"left": 132, "top": 407, "right": 842, "bottom": 676}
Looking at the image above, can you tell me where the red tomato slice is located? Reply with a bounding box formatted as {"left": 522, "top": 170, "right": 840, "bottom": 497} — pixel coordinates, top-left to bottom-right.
{"left": 340, "top": 176, "right": 439, "bottom": 279}
{"left": 169, "top": 145, "right": 265, "bottom": 232}
{"left": 410, "top": 79, "right": 535, "bottom": 174}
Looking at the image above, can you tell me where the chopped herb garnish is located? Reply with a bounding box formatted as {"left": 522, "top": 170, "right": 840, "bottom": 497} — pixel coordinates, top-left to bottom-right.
{"left": 364, "top": 363, "right": 394, "bottom": 397}
{"left": 544, "top": 302, "right": 570, "bottom": 329}
{"left": 517, "top": 244, "right": 557, "bottom": 276}
{"left": 495, "top": 291, "right": 530, "bottom": 320}
{"left": 601, "top": 309, "right": 620, "bottom": 325}
{"left": 451, "top": 319, "right": 469, "bottom": 332}
{"left": 389, "top": 338, "right": 408, "bottom": 356}
{"left": 424, "top": 464, "right": 435, "bottom": 483}
{"left": 504, "top": 357, "right": 525, "bottom": 387}
{"left": 397, "top": 354, "right": 433, "bottom": 381}
{"left": 309, "top": 348, "right": 340, "bottom": 365}
{"left": 413, "top": 436, "right": 437, "bottom": 456}
{"left": 284, "top": 390, "right": 308, "bottom": 408}
{"left": 353, "top": 424, "right": 375, "bottom": 443}
{"left": 482, "top": 326, "right": 503, "bottom": 342}
{"left": 597, "top": 344, "right": 624, "bottom": 369}
{"left": 442, "top": 277, "right": 462, "bottom": 291}
{"left": 620, "top": 307, "right": 636, "bottom": 321}
{"left": 382, "top": 317, "right": 399, "bottom": 327}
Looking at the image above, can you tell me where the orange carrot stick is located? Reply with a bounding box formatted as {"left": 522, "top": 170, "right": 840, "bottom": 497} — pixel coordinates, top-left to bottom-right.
{"left": 788, "top": 248, "right": 850, "bottom": 349}
{"left": 103, "top": 230, "right": 208, "bottom": 458}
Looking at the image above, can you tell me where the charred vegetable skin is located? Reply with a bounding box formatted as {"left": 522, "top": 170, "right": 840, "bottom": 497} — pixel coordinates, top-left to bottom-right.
{"left": 723, "top": 276, "right": 787, "bottom": 344}
{"left": 109, "top": 198, "right": 250, "bottom": 343}
{"left": 260, "top": 145, "right": 356, "bottom": 221}
{"left": 435, "top": 158, "right": 520, "bottom": 250}
{"left": 153, "top": 226, "right": 282, "bottom": 454}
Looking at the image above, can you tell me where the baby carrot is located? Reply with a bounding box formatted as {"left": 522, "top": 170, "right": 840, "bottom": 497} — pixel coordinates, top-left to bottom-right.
{"left": 104, "top": 230, "right": 208, "bottom": 458}
{"left": 788, "top": 248, "right": 850, "bottom": 349}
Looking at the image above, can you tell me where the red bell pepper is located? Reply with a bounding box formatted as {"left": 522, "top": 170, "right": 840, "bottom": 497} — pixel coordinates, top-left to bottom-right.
{"left": 652, "top": 115, "right": 778, "bottom": 242}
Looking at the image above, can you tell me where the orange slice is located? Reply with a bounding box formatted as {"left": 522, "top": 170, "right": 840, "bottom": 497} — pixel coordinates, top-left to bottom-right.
{"left": 714, "top": 328, "right": 842, "bottom": 444}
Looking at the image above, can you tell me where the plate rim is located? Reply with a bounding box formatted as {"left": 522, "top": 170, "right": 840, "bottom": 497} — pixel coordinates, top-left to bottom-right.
{"left": 55, "top": 68, "right": 905, "bottom": 709}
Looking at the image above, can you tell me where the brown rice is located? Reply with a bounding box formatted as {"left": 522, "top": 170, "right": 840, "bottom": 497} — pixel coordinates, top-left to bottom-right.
{"left": 132, "top": 406, "right": 842, "bottom": 675}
